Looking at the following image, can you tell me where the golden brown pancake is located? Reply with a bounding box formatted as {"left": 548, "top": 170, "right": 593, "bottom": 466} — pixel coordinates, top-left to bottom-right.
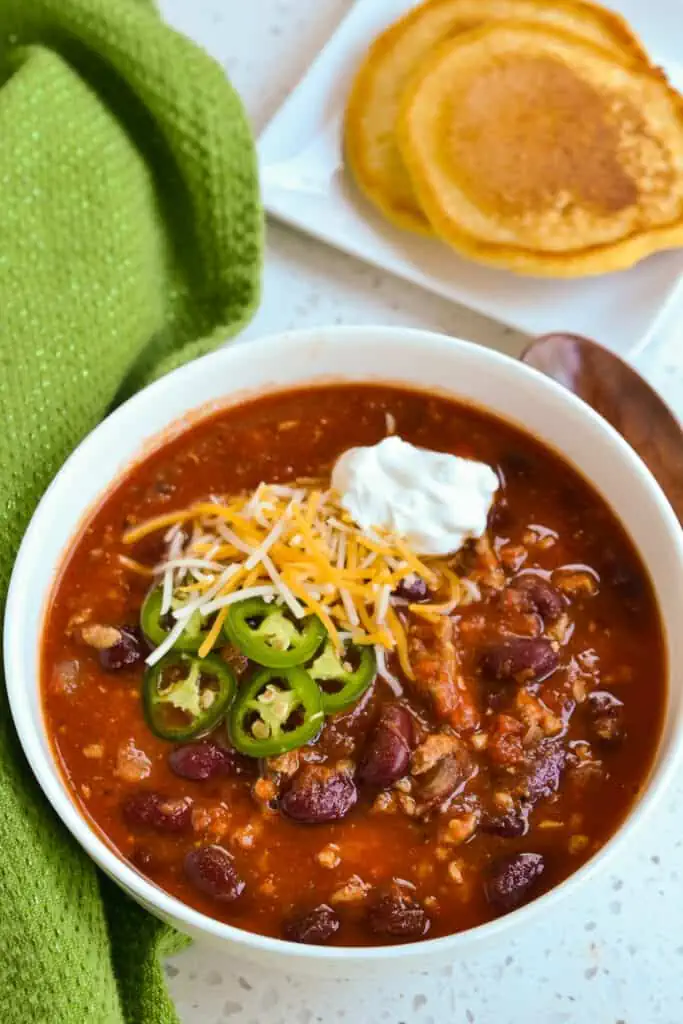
{"left": 344, "top": 0, "right": 649, "bottom": 234}
{"left": 396, "top": 23, "right": 683, "bottom": 274}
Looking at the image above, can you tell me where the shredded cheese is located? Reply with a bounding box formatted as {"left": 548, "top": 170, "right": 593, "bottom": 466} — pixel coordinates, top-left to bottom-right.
{"left": 198, "top": 606, "right": 229, "bottom": 659}
{"left": 117, "top": 555, "right": 155, "bottom": 577}
{"left": 409, "top": 566, "right": 462, "bottom": 619}
{"left": 123, "top": 480, "right": 470, "bottom": 674}
{"left": 385, "top": 606, "right": 415, "bottom": 680}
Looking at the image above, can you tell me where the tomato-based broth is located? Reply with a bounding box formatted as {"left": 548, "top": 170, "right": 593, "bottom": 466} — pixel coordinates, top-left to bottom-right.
{"left": 42, "top": 384, "right": 665, "bottom": 946}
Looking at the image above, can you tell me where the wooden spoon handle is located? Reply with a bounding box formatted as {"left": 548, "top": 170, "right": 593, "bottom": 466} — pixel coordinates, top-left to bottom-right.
{"left": 522, "top": 333, "right": 683, "bottom": 524}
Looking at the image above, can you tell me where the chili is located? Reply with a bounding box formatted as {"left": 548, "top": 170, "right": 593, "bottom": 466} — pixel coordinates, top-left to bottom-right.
{"left": 41, "top": 383, "right": 666, "bottom": 948}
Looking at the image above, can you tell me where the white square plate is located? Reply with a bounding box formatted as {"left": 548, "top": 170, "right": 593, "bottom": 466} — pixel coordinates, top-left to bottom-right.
{"left": 258, "top": 0, "right": 683, "bottom": 356}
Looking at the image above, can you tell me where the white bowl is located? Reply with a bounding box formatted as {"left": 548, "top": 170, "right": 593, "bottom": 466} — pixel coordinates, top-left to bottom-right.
{"left": 5, "top": 326, "right": 683, "bottom": 975}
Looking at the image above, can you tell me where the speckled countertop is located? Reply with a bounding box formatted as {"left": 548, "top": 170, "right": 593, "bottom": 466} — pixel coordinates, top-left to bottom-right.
{"left": 157, "top": 3, "right": 683, "bottom": 1021}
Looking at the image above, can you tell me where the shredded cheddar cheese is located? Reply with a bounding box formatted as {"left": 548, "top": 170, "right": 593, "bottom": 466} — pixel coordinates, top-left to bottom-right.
{"left": 121, "top": 481, "right": 476, "bottom": 685}
{"left": 198, "top": 606, "right": 229, "bottom": 659}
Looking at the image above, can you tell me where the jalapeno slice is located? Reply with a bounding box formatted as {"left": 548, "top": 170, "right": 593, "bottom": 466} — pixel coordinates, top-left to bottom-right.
{"left": 228, "top": 666, "right": 324, "bottom": 757}
{"left": 143, "top": 652, "right": 236, "bottom": 741}
{"left": 309, "top": 641, "right": 377, "bottom": 713}
{"left": 140, "top": 586, "right": 210, "bottom": 653}
{"left": 224, "top": 597, "right": 326, "bottom": 669}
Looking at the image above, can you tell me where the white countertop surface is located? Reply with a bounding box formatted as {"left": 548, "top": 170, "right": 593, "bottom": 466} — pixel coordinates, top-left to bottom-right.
{"left": 158, "top": 3, "right": 683, "bottom": 1021}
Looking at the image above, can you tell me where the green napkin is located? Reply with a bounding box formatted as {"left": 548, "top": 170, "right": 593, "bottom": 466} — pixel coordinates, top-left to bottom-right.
{"left": 0, "top": 0, "right": 262, "bottom": 1020}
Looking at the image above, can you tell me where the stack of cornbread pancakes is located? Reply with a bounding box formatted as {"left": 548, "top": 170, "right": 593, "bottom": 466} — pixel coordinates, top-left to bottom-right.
{"left": 345, "top": 0, "right": 683, "bottom": 276}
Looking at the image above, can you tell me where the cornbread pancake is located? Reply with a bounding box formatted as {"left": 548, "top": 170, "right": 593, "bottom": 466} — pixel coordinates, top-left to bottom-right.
{"left": 344, "top": 0, "right": 649, "bottom": 234}
{"left": 397, "top": 23, "right": 683, "bottom": 275}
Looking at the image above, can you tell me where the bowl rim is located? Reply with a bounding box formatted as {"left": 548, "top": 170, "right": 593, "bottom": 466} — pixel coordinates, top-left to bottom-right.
{"left": 5, "top": 324, "right": 683, "bottom": 962}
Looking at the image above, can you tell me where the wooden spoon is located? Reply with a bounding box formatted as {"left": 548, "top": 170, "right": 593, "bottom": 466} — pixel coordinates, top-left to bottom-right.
{"left": 521, "top": 333, "right": 683, "bottom": 524}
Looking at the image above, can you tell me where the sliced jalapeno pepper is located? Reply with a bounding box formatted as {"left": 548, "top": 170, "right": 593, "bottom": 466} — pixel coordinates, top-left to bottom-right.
{"left": 143, "top": 651, "right": 236, "bottom": 742}
{"left": 140, "top": 586, "right": 209, "bottom": 653}
{"left": 228, "top": 666, "right": 324, "bottom": 757}
{"left": 224, "top": 597, "right": 326, "bottom": 669}
{"left": 309, "top": 641, "right": 377, "bottom": 713}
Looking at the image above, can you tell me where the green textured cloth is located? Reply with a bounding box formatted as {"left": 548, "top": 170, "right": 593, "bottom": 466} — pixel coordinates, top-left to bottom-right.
{"left": 0, "top": 0, "right": 262, "bottom": 1021}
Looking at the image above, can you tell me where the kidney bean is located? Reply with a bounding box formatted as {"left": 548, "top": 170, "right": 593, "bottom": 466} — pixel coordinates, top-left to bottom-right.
{"left": 358, "top": 704, "right": 414, "bottom": 788}
{"left": 587, "top": 691, "right": 625, "bottom": 744}
{"left": 481, "top": 806, "right": 529, "bottom": 838}
{"left": 507, "top": 576, "right": 565, "bottom": 624}
{"left": 169, "top": 741, "right": 252, "bottom": 781}
{"left": 184, "top": 845, "right": 245, "bottom": 902}
{"left": 394, "top": 575, "right": 429, "bottom": 602}
{"left": 486, "top": 852, "right": 545, "bottom": 912}
{"left": 99, "top": 626, "right": 146, "bottom": 671}
{"left": 480, "top": 637, "right": 559, "bottom": 684}
{"left": 280, "top": 765, "right": 357, "bottom": 824}
{"left": 367, "top": 888, "right": 430, "bottom": 940}
{"left": 283, "top": 904, "right": 340, "bottom": 945}
{"left": 122, "top": 792, "right": 192, "bottom": 834}
{"left": 518, "top": 743, "right": 565, "bottom": 804}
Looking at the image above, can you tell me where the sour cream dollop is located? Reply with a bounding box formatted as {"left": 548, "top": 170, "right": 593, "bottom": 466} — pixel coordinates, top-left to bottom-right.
{"left": 331, "top": 435, "right": 498, "bottom": 557}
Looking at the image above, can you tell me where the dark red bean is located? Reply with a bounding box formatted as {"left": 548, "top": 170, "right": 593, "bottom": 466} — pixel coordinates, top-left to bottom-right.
{"left": 517, "top": 743, "right": 565, "bottom": 804}
{"left": 507, "top": 575, "right": 565, "bottom": 624}
{"left": 394, "top": 575, "right": 429, "bottom": 602}
{"left": 481, "top": 806, "right": 529, "bottom": 838}
{"left": 486, "top": 852, "right": 545, "bottom": 912}
{"left": 587, "top": 691, "right": 625, "bottom": 744}
{"left": 99, "top": 626, "right": 146, "bottom": 671}
{"left": 367, "top": 888, "right": 430, "bottom": 939}
{"left": 184, "top": 845, "right": 245, "bottom": 902}
{"left": 122, "top": 792, "right": 192, "bottom": 834}
{"left": 283, "top": 904, "right": 340, "bottom": 945}
{"left": 280, "top": 765, "right": 357, "bottom": 823}
{"left": 168, "top": 741, "right": 252, "bottom": 781}
{"left": 480, "top": 637, "right": 559, "bottom": 684}
{"left": 358, "top": 704, "right": 414, "bottom": 788}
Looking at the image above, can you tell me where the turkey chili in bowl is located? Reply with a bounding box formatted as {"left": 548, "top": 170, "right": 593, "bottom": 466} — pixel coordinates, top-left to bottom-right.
{"left": 41, "top": 383, "right": 666, "bottom": 947}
